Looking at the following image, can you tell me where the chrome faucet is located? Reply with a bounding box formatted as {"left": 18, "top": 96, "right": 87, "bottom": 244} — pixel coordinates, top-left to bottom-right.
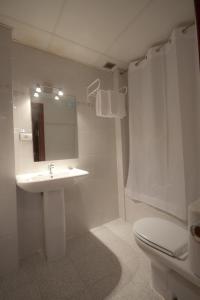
{"left": 48, "top": 162, "right": 55, "bottom": 178}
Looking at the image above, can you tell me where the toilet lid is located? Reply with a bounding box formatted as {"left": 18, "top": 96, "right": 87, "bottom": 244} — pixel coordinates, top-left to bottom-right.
{"left": 133, "top": 218, "right": 188, "bottom": 259}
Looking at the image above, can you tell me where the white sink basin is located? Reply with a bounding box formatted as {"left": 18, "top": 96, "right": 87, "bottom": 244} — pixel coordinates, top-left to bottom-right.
{"left": 16, "top": 167, "right": 89, "bottom": 261}
{"left": 16, "top": 168, "right": 89, "bottom": 192}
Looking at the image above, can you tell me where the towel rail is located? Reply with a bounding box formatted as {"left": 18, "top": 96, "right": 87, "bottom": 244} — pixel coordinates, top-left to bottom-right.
{"left": 87, "top": 78, "right": 127, "bottom": 102}
{"left": 87, "top": 78, "right": 100, "bottom": 102}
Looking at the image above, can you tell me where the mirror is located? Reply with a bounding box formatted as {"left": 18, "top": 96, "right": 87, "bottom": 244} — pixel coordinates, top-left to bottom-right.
{"left": 31, "top": 93, "right": 78, "bottom": 162}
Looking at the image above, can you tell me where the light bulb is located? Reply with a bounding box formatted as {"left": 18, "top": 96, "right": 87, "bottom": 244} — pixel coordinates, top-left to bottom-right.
{"left": 58, "top": 89, "right": 64, "bottom": 96}
{"left": 54, "top": 95, "right": 59, "bottom": 100}
{"left": 36, "top": 85, "right": 42, "bottom": 93}
{"left": 34, "top": 92, "right": 39, "bottom": 98}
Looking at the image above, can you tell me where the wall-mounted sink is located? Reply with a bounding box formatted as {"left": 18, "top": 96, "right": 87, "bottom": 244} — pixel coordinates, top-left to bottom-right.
{"left": 16, "top": 168, "right": 89, "bottom": 193}
{"left": 16, "top": 167, "right": 89, "bottom": 261}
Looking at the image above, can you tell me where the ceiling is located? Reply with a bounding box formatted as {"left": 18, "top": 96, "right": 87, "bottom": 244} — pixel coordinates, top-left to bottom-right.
{"left": 0, "top": 0, "right": 195, "bottom": 70}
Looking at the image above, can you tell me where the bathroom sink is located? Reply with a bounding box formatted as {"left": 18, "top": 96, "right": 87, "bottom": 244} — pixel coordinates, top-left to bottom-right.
{"left": 16, "top": 168, "right": 89, "bottom": 193}
{"left": 16, "top": 167, "right": 89, "bottom": 261}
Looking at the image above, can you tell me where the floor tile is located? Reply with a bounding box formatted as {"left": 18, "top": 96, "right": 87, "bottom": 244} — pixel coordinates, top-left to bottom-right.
{"left": 91, "top": 226, "right": 138, "bottom": 265}
{"left": 105, "top": 219, "right": 138, "bottom": 247}
{"left": 5, "top": 283, "right": 41, "bottom": 300}
{"left": 108, "top": 281, "right": 163, "bottom": 300}
{"left": 0, "top": 219, "right": 165, "bottom": 300}
{"left": 0, "top": 289, "right": 7, "bottom": 300}
{"left": 71, "top": 244, "right": 121, "bottom": 287}
{"left": 88, "top": 274, "right": 122, "bottom": 300}
{"left": 66, "top": 289, "right": 92, "bottom": 300}
{"left": 35, "top": 259, "right": 85, "bottom": 300}
{"left": 0, "top": 268, "right": 32, "bottom": 293}
{"left": 66, "top": 232, "right": 100, "bottom": 262}
{"left": 88, "top": 262, "right": 139, "bottom": 300}
{"left": 132, "top": 255, "right": 152, "bottom": 285}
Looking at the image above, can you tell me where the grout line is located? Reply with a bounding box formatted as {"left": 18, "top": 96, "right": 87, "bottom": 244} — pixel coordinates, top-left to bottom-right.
{"left": 50, "top": 33, "right": 127, "bottom": 65}
{"left": 51, "top": 0, "right": 68, "bottom": 34}
{"left": 101, "top": 0, "right": 154, "bottom": 60}
{"left": 0, "top": 13, "right": 53, "bottom": 35}
{"left": 46, "top": 0, "right": 68, "bottom": 49}
{"left": 0, "top": 13, "right": 127, "bottom": 65}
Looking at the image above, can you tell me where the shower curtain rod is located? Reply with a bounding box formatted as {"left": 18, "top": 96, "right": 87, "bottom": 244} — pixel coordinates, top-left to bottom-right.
{"left": 120, "top": 22, "right": 195, "bottom": 75}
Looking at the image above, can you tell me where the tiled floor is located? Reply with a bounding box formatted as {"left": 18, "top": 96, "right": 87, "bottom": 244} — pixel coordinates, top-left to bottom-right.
{"left": 0, "top": 219, "right": 163, "bottom": 300}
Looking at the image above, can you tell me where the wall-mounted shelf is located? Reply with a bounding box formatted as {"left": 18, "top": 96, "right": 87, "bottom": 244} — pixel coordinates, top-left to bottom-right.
{"left": 86, "top": 78, "right": 127, "bottom": 103}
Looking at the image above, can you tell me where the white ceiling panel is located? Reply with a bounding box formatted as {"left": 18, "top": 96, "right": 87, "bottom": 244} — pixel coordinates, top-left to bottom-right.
{"left": 48, "top": 35, "right": 100, "bottom": 66}
{"left": 107, "top": 0, "right": 195, "bottom": 62}
{"left": 55, "top": 0, "right": 150, "bottom": 52}
{"left": 0, "top": 0, "right": 196, "bottom": 69}
{"left": 0, "top": 15, "right": 51, "bottom": 50}
{"left": 0, "top": 0, "right": 64, "bottom": 32}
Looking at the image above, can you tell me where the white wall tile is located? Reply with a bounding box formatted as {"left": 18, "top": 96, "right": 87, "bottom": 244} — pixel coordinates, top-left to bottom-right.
{"left": 0, "top": 184, "right": 17, "bottom": 237}
{"left": 0, "top": 25, "right": 18, "bottom": 274}
{"left": 0, "top": 119, "right": 16, "bottom": 160}
{"left": 12, "top": 42, "right": 119, "bottom": 258}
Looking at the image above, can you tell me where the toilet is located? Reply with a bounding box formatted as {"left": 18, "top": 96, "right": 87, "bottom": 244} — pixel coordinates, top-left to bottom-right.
{"left": 133, "top": 218, "right": 200, "bottom": 300}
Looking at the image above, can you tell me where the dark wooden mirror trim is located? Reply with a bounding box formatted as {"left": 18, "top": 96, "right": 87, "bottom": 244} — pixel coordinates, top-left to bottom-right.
{"left": 31, "top": 102, "right": 45, "bottom": 161}
{"left": 194, "top": 0, "right": 200, "bottom": 66}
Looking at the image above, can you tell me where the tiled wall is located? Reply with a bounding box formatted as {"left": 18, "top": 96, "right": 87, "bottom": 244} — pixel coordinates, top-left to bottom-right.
{"left": 0, "top": 26, "right": 18, "bottom": 274}
{"left": 12, "top": 43, "right": 119, "bottom": 259}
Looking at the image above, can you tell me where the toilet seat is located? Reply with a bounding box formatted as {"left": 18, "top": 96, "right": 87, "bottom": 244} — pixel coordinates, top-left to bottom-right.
{"left": 133, "top": 218, "right": 188, "bottom": 259}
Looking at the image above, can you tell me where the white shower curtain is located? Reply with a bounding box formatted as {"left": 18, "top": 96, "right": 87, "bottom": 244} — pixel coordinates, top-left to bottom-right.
{"left": 126, "top": 26, "right": 198, "bottom": 221}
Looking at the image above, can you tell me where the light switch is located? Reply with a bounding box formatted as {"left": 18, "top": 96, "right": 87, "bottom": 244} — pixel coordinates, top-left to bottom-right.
{"left": 19, "top": 132, "right": 32, "bottom": 141}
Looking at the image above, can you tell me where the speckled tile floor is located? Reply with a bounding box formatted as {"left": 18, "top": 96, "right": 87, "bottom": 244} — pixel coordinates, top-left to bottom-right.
{"left": 0, "top": 219, "right": 163, "bottom": 300}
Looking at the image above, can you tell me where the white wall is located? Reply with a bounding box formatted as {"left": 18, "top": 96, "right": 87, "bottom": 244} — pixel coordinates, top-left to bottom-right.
{"left": 113, "top": 69, "right": 125, "bottom": 219}
{"left": 12, "top": 43, "right": 119, "bottom": 259}
{"left": 0, "top": 26, "right": 18, "bottom": 274}
{"left": 176, "top": 29, "right": 199, "bottom": 208}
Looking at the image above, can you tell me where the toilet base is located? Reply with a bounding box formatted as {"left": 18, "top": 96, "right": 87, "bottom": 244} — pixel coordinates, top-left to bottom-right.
{"left": 151, "top": 261, "right": 200, "bottom": 300}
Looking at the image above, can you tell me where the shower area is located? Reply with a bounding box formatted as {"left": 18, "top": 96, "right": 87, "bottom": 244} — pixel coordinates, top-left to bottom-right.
{"left": 126, "top": 24, "right": 199, "bottom": 221}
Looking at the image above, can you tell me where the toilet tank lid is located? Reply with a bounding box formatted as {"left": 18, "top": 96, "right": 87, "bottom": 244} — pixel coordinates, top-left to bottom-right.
{"left": 133, "top": 218, "right": 188, "bottom": 258}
